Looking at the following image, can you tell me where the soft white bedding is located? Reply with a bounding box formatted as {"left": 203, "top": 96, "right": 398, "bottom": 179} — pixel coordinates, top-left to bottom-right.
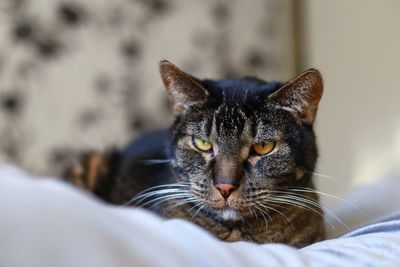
{"left": 0, "top": 164, "right": 399, "bottom": 267}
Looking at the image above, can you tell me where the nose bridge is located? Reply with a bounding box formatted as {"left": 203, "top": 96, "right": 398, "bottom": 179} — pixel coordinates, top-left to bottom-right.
{"left": 213, "top": 155, "right": 243, "bottom": 185}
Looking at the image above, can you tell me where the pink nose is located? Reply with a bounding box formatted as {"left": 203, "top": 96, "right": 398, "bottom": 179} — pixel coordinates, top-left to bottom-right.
{"left": 215, "top": 184, "right": 238, "bottom": 199}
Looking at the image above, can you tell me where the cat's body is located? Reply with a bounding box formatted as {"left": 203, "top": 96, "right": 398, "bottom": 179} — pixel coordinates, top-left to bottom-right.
{"left": 64, "top": 61, "right": 325, "bottom": 247}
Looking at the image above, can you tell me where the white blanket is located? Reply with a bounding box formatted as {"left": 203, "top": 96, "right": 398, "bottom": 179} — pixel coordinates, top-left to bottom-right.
{"left": 1, "top": 164, "right": 399, "bottom": 267}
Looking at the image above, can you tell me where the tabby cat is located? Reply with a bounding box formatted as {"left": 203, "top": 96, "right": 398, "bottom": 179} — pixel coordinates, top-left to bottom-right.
{"left": 64, "top": 60, "right": 325, "bottom": 247}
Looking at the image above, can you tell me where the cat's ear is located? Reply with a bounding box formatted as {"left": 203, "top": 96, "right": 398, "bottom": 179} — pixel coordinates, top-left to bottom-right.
{"left": 159, "top": 60, "right": 208, "bottom": 115}
{"left": 268, "top": 69, "right": 323, "bottom": 124}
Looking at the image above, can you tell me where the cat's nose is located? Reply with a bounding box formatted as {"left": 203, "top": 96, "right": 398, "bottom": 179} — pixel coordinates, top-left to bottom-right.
{"left": 215, "top": 183, "right": 238, "bottom": 199}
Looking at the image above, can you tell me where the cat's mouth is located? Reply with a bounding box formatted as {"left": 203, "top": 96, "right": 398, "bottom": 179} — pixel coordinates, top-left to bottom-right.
{"left": 198, "top": 188, "right": 252, "bottom": 223}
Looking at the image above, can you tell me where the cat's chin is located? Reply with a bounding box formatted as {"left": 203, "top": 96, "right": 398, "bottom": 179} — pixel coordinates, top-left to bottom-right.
{"left": 203, "top": 198, "right": 252, "bottom": 224}
{"left": 203, "top": 206, "right": 243, "bottom": 224}
{"left": 219, "top": 207, "right": 241, "bottom": 221}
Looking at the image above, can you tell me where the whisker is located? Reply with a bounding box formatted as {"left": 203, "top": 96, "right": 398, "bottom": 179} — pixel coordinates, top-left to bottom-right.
{"left": 128, "top": 188, "right": 189, "bottom": 206}
{"left": 125, "top": 182, "right": 191, "bottom": 205}
{"left": 270, "top": 194, "right": 326, "bottom": 214}
{"left": 161, "top": 197, "right": 199, "bottom": 215}
{"left": 191, "top": 203, "right": 207, "bottom": 221}
{"left": 137, "top": 193, "right": 193, "bottom": 208}
{"left": 132, "top": 182, "right": 190, "bottom": 196}
{"left": 186, "top": 201, "right": 204, "bottom": 215}
{"left": 252, "top": 203, "right": 270, "bottom": 227}
{"left": 267, "top": 194, "right": 349, "bottom": 230}
{"left": 286, "top": 187, "right": 365, "bottom": 214}
{"left": 256, "top": 201, "right": 291, "bottom": 225}
{"left": 264, "top": 196, "right": 333, "bottom": 228}
{"left": 249, "top": 186, "right": 363, "bottom": 219}
{"left": 306, "top": 171, "right": 340, "bottom": 180}
{"left": 133, "top": 188, "right": 187, "bottom": 199}
{"left": 139, "top": 159, "right": 172, "bottom": 165}
{"left": 248, "top": 205, "right": 259, "bottom": 220}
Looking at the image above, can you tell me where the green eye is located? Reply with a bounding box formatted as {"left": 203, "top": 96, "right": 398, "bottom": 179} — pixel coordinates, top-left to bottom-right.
{"left": 192, "top": 136, "right": 212, "bottom": 152}
{"left": 252, "top": 140, "right": 276, "bottom": 155}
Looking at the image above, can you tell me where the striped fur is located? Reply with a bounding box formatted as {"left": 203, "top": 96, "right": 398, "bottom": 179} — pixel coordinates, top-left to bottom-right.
{"left": 64, "top": 61, "right": 325, "bottom": 247}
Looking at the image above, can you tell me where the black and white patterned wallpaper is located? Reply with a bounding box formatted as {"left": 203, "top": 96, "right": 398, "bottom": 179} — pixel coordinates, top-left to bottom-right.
{"left": 0, "top": 0, "right": 295, "bottom": 175}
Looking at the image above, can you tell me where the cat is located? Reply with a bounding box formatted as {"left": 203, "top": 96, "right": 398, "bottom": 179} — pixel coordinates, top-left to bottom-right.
{"left": 64, "top": 60, "right": 325, "bottom": 247}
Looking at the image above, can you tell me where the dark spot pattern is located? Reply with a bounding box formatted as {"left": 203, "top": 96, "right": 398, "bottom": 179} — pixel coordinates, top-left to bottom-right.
{"left": 58, "top": 2, "right": 85, "bottom": 26}
{"left": 212, "top": 2, "right": 230, "bottom": 26}
{"left": 35, "top": 38, "right": 62, "bottom": 58}
{"left": 121, "top": 40, "right": 140, "bottom": 60}
{"left": 131, "top": 117, "right": 145, "bottom": 131}
{"left": 146, "top": 0, "right": 169, "bottom": 14}
{"left": 13, "top": 21, "right": 34, "bottom": 41}
{"left": 247, "top": 50, "right": 266, "bottom": 68}
{"left": 79, "top": 109, "right": 100, "bottom": 128}
{"left": 0, "top": 0, "right": 294, "bottom": 180}
{"left": 1, "top": 93, "right": 22, "bottom": 115}
{"left": 95, "top": 76, "right": 112, "bottom": 94}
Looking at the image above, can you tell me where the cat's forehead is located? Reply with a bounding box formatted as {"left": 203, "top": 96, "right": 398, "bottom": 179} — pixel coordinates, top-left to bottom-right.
{"left": 183, "top": 78, "right": 289, "bottom": 140}
{"left": 186, "top": 102, "right": 284, "bottom": 142}
{"left": 212, "top": 104, "right": 248, "bottom": 138}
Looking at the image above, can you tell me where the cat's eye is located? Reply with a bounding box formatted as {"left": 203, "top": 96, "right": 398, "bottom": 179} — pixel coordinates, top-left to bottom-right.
{"left": 252, "top": 140, "right": 276, "bottom": 155}
{"left": 192, "top": 136, "right": 213, "bottom": 152}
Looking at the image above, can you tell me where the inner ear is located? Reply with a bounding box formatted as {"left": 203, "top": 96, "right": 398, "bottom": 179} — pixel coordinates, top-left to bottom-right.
{"left": 159, "top": 60, "right": 208, "bottom": 115}
{"left": 268, "top": 69, "right": 323, "bottom": 124}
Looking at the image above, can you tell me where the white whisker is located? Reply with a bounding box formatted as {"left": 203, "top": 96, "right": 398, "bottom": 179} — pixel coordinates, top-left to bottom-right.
{"left": 307, "top": 171, "right": 340, "bottom": 180}
{"left": 268, "top": 194, "right": 349, "bottom": 230}
{"left": 252, "top": 204, "right": 270, "bottom": 227}
{"left": 287, "top": 188, "right": 365, "bottom": 214}
{"left": 131, "top": 188, "right": 187, "bottom": 203}
{"left": 257, "top": 201, "right": 291, "bottom": 225}
{"left": 138, "top": 193, "right": 193, "bottom": 208}
{"left": 161, "top": 197, "right": 199, "bottom": 215}
{"left": 265, "top": 196, "right": 333, "bottom": 227}
{"left": 125, "top": 182, "right": 191, "bottom": 205}
{"left": 191, "top": 204, "right": 207, "bottom": 221}
{"left": 139, "top": 159, "right": 172, "bottom": 165}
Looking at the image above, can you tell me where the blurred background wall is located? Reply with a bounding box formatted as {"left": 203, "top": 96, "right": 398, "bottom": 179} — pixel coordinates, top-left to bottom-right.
{"left": 301, "top": 0, "right": 400, "bottom": 200}
{"left": 0, "top": 0, "right": 399, "bottom": 200}
{"left": 0, "top": 0, "right": 295, "bottom": 174}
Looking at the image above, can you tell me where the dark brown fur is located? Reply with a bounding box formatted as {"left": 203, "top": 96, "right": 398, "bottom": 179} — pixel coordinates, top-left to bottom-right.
{"left": 64, "top": 60, "right": 325, "bottom": 247}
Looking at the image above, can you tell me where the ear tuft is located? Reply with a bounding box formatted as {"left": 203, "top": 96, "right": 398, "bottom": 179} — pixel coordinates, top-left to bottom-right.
{"left": 159, "top": 60, "right": 208, "bottom": 115}
{"left": 268, "top": 68, "right": 323, "bottom": 124}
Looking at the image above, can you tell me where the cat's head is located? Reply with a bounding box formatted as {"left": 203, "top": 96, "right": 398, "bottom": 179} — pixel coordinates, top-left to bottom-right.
{"left": 160, "top": 60, "right": 323, "bottom": 223}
